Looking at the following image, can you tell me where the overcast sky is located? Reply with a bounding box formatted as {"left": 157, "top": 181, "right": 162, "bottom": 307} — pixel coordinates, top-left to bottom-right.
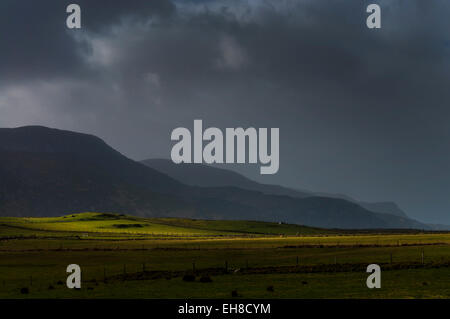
{"left": 1, "top": 0, "right": 450, "bottom": 224}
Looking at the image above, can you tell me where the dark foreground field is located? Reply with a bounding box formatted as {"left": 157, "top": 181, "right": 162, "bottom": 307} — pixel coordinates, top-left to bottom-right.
{"left": 0, "top": 213, "right": 449, "bottom": 298}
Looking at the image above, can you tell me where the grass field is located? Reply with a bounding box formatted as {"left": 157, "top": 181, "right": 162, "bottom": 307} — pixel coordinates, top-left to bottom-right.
{"left": 0, "top": 213, "right": 449, "bottom": 299}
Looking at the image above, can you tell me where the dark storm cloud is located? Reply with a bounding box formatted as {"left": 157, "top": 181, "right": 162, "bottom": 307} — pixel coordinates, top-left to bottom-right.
{"left": 0, "top": 0, "right": 174, "bottom": 81}
{"left": 1, "top": 0, "right": 450, "bottom": 223}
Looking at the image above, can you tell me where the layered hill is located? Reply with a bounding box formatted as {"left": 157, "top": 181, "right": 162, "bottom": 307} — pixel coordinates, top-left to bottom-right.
{"left": 142, "top": 159, "right": 409, "bottom": 218}
{"left": 142, "top": 159, "right": 311, "bottom": 198}
{"left": 142, "top": 159, "right": 427, "bottom": 228}
{"left": 0, "top": 126, "right": 429, "bottom": 229}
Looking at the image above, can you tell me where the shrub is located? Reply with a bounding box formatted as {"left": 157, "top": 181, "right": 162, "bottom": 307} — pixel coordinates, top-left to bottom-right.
{"left": 20, "top": 288, "right": 29, "bottom": 294}
{"left": 182, "top": 274, "right": 196, "bottom": 282}
{"left": 266, "top": 285, "right": 274, "bottom": 292}
{"left": 199, "top": 276, "right": 212, "bottom": 283}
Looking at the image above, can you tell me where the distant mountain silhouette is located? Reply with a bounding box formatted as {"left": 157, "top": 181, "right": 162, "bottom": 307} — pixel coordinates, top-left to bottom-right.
{"left": 142, "top": 158, "right": 427, "bottom": 228}
{"left": 312, "top": 192, "right": 408, "bottom": 218}
{"left": 0, "top": 126, "right": 429, "bottom": 229}
{"left": 142, "top": 159, "right": 311, "bottom": 198}
{"left": 142, "top": 159, "right": 409, "bottom": 218}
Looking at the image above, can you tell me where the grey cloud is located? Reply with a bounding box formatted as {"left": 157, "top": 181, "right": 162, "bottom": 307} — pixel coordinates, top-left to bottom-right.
{"left": 0, "top": 0, "right": 174, "bottom": 82}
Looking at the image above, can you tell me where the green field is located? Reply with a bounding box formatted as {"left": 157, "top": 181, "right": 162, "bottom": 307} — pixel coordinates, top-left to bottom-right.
{"left": 0, "top": 213, "right": 449, "bottom": 299}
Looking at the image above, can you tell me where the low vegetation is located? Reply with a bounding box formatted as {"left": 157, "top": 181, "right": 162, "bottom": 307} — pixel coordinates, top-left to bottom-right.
{"left": 0, "top": 213, "right": 449, "bottom": 298}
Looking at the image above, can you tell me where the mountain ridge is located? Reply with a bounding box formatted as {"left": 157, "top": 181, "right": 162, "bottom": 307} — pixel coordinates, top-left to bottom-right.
{"left": 0, "top": 126, "right": 430, "bottom": 229}
{"left": 141, "top": 159, "right": 410, "bottom": 219}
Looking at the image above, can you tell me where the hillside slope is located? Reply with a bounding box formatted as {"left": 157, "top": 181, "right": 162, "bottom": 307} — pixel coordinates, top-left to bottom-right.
{"left": 0, "top": 126, "right": 192, "bottom": 217}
